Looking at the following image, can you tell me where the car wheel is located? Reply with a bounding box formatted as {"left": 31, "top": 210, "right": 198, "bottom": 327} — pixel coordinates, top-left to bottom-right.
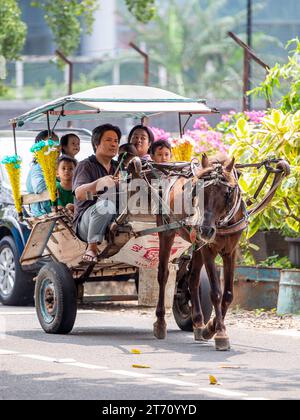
{"left": 0, "top": 236, "right": 34, "bottom": 306}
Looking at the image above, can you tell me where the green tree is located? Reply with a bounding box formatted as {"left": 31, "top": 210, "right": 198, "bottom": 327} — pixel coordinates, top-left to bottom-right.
{"left": 31, "top": 0, "right": 157, "bottom": 58}
{"left": 31, "top": 0, "right": 100, "bottom": 58}
{"left": 125, "top": 0, "right": 156, "bottom": 23}
{"left": 125, "top": 0, "right": 246, "bottom": 96}
{"left": 250, "top": 38, "right": 300, "bottom": 113}
{"left": 124, "top": 0, "right": 277, "bottom": 97}
{"left": 0, "top": 0, "right": 27, "bottom": 94}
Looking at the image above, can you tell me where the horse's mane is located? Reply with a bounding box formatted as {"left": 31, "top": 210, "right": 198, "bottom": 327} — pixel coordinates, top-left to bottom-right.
{"left": 196, "top": 153, "right": 236, "bottom": 186}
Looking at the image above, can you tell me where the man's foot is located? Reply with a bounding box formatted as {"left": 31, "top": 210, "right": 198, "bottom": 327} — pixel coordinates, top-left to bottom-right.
{"left": 82, "top": 245, "right": 98, "bottom": 264}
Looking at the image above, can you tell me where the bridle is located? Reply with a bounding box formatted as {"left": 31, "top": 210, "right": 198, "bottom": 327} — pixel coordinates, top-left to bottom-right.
{"left": 193, "top": 163, "right": 247, "bottom": 231}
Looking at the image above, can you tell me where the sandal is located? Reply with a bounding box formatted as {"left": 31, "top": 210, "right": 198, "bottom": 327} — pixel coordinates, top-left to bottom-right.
{"left": 82, "top": 250, "right": 98, "bottom": 264}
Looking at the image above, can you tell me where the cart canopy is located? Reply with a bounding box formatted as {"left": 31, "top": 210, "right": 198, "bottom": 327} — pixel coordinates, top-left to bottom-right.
{"left": 10, "top": 85, "right": 217, "bottom": 127}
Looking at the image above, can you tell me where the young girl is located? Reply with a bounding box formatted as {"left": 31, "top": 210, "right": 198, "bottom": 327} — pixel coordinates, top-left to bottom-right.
{"left": 60, "top": 133, "right": 81, "bottom": 159}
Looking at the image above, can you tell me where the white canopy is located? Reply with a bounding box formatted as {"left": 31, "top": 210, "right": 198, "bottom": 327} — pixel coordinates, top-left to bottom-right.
{"left": 11, "top": 85, "right": 217, "bottom": 127}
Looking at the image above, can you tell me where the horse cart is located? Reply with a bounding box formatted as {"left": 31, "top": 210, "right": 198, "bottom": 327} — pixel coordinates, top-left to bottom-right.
{"left": 6, "top": 86, "right": 219, "bottom": 335}
{"left": 5, "top": 85, "right": 289, "bottom": 350}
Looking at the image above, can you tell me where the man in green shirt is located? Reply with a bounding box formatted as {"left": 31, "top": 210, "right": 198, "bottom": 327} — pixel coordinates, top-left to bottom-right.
{"left": 56, "top": 155, "right": 77, "bottom": 210}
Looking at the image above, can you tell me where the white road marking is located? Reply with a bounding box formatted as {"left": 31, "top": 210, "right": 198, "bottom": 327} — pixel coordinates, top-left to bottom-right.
{"left": 0, "top": 310, "right": 105, "bottom": 316}
{"left": 20, "top": 354, "right": 58, "bottom": 363}
{"left": 109, "top": 369, "right": 151, "bottom": 379}
{"left": 0, "top": 348, "right": 253, "bottom": 399}
{"left": 199, "top": 387, "right": 248, "bottom": 398}
{"left": 149, "top": 377, "right": 199, "bottom": 387}
{"left": 0, "top": 349, "right": 19, "bottom": 355}
{"left": 270, "top": 330, "right": 300, "bottom": 338}
{"left": 0, "top": 312, "right": 36, "bottom": 316}
{"left": 66, "top": 362, "right": 107, "bottom": 370}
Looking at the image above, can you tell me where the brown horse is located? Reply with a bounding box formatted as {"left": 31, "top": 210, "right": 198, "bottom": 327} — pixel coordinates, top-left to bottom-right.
{"left": 153, "top": 153, "right": 244, "bottom": 351}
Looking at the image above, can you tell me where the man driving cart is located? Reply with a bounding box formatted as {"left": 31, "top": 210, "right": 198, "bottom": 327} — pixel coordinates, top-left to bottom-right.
{"left": 73, "top": 124, "right": 121, "bottom": 264}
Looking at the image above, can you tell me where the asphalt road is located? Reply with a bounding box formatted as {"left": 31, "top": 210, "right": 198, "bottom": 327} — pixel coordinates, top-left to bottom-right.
{"left": 0, "top": 304, "right": 300, "bottom": 401}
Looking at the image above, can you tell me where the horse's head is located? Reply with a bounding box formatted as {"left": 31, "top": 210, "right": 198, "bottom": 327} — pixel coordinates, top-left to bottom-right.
{"left": 118, "top": 143, "right": 139, "bottom": 168}
{"left": 195, "top": 154, "right": 238, "bottom": 243}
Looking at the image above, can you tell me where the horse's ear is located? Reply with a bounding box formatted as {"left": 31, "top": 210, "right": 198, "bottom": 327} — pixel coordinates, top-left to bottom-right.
{"left": 225, "top": 157, "right": 235, "bottom": 173}
{"left": 202, "top": 153, "right": 209, "bottom": 169}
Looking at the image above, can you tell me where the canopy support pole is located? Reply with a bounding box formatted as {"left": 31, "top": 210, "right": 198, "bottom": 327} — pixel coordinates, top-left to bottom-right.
{"left": 182, "top": 113, "right": 193, "bottom": 134}
{"left": 12, "top": 123, "right": 17, "bottom": 155}
{"left": 179, "top": 114, "right": 183, "bottom": 137}
{"left": 46, "top": 111, "right": 51, "bottom": 138}
{"left": 179, "top": 113, "right": 193, "bottom": 137}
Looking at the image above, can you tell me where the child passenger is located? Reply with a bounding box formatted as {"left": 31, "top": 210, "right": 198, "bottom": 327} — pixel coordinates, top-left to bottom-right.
{"left": 150, "top": 139, "right": 172, "bottom": 163}
{"left": 26, "top": 130, "right": 59, "bottom": 217}
{"left": 60, "top": 133, "right": 81, "bottom": 159}
{"left": 56, "top": 155, "right": 77, "bottom": 211}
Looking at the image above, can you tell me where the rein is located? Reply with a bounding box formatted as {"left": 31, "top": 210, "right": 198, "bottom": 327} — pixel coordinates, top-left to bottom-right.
{"left": 128, "top": 158, "right": 290, "bottom": 241}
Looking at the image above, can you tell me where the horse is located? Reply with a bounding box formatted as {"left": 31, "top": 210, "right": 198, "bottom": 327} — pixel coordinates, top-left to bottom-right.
{"left": 152, "top": 153, "right": 244, "bottom": 351}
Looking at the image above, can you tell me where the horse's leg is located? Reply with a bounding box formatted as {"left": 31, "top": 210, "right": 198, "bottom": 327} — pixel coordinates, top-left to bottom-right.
{"left": 221, "top": 249, "right": 237, "bottom": 320}
{"left": 206, "top": 250, "right": 237, "bottom": 351}
{"left": 202, "top": 247, "right": 230, "bottom": 351}
{"left": 201, "top": 249, "right": 237, "bottom": 346}
{"left": 201, "top": 246, "right": 218, "bottom": 341}
{"left": 153, "top": 231, "right": 176, "bottom": 340}
{"left": 188, "top": 249, "right": 206, "bottom": 341}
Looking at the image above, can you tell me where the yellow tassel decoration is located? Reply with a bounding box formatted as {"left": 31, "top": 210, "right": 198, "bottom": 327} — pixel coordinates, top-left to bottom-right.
{"left": 31, "top": 139, "right": 60, "bottom": 204}
{"left": 1, "top": 156, "right": 22, "bottom": 215}
{"left": 171, "top": 137, "right": 194, "bottom": 162}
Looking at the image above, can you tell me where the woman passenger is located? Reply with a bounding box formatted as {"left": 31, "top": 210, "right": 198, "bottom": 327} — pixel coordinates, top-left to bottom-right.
{"left": 128, "top": 125, "right": 154, "bottom": 161}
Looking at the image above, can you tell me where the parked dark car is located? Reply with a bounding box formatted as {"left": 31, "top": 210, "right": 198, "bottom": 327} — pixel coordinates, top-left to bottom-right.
{"left": 0, "top": 129, "right": 92, "bottom": 305}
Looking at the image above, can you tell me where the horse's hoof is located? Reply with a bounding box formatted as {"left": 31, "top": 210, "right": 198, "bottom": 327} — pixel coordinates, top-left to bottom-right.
{"left": 202, "top": 321, "right": 215, "bottom": 341}
{"left": 215, "top": 336, "right": 231, "bottom": 351}
{"left": 193, "top": 328, "right": 206, "bottom": 342}
{"left": 153, "top": 322, "right": 167, "bottom": 340}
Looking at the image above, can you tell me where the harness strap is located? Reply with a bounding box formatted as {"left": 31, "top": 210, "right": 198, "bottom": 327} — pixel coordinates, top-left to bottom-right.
{"left": 216, "top": 217, "right": 249, "bottom": 236}
{"left": 135, "top": 221, "right": 183, "bottom": 237}
{"left": 248, "top": 160, "right": 290, "bottom": 217}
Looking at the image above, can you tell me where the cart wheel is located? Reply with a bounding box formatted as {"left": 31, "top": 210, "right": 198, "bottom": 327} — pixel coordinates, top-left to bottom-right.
{"left": 35, "top": 262, "right": 77, "bottom": 334}
{"left": 173, "top": 266, "right": 212, "bottom": 332}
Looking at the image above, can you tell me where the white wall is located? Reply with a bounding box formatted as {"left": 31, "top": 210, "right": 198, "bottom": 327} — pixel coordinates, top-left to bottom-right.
{"left": 81, "top": 0, "right": 117, "bottom": 57}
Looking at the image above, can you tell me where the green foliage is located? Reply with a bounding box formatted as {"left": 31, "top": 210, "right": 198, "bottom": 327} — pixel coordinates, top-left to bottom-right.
{"left": 125, "top": 0, "right": 156, "bottom": 23}
{"left": 250, "top": 38, "right": 300, "bottom": 113}
{"left": 125, "top": 0, "right": 277, "bottom": 97}
{"left": 31, "top": 0, "right": 99, "bottom": 58}
{"left": 29, "top": 0, "right": 156, "bottom": 67}
{"left": 257, "top": 255, "right": 293, "bottom": 269}
{"left": 0, "top": 0, "right": 27, "bottom": 60}
{"left": 228, "top": 109, "right": 300, "bottom": 237}
{"left": 0, "top": 0, "right": 27, "bottom": 94}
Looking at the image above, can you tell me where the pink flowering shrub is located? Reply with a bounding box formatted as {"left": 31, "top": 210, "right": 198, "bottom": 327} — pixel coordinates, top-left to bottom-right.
{"left": 151, "top": 116, "right": 229, "bottom": 156}
{"left": 244, "top": 110, "right": 266, "bottom": 124}
{"left": 149, "top": 126, "right": 171, "bottom": 142}
{"left": 218, "top": 110, "right": 266, "bottom": 134}
{"left": 150, "top": 110, "right": 266, "bottom": 158}
{"left": 187, "top": 117, "right": 229, "bottom": 155}
{"left": 193, "top": 117, "right": 210, "bottom": 131}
